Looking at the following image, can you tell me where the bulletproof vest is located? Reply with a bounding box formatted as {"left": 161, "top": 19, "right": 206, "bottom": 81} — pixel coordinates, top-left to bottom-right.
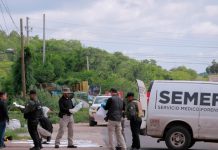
{"left": 24, "top": 100, "right": 43, "bottom": 120}
{"left": 126, "top": 99, "right": 142, "bottom": 119}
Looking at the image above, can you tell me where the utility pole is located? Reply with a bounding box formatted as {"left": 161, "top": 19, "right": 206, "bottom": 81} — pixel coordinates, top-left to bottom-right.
{"left": 43, "top": 14, "right": 46, "bottom": 64}
{"left": 86, "top": 56, "right": 90, "bottom": 71}
{"left": 20, "top": 18, "right": 26, "bottom": 98}
{"left": 25, "top": 17, "right": 32, "bottom": 46}
{"left": 25, "top": 17, "right": 29, "bottom": 45}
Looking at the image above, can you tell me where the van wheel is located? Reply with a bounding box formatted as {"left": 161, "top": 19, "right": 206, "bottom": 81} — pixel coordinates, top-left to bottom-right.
{"left": 188, "top": 140, "right": 196, "bottom": 148}
{"left": 165, "top": 126, "right": 191, "bottom": 150}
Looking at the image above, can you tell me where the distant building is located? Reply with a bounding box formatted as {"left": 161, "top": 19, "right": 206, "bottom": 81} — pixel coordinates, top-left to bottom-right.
{"left": 6, "top": 48, "right": 15, "bottom": 54}
{"left": 209, "top": 75, "right": 218, "bottom": 82}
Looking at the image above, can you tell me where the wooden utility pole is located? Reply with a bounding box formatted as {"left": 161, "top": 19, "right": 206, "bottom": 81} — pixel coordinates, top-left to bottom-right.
{"left": 26, "top": 17, "right": 29, "bottom": 45}
{"left": 43, "top": 14, "right": 46, "bottom": 64}
{"left": 20, "top": 18, "right": 26, "bottom": 98}
{"left": 86, "top": 56, "right": 90, "bottom": 71}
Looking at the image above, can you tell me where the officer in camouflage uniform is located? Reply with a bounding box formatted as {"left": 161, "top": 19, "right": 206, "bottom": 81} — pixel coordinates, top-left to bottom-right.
{"left": 126, "top": 92, "right": 142, "bottom": 150}
{"left": 22, "top": 90, "right": 43, "bottom": 150}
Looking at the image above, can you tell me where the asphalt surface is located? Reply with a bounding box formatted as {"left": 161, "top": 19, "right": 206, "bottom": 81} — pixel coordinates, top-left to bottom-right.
{"left": 5, "top": 121, "right": 218, "bottom": 150}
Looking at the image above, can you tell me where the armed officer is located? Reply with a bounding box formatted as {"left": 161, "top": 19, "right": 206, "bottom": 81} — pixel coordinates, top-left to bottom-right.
{"left": 22, "top": 90, "right": 43, "bottom": 150}
{"left": 126, "top": 92, "right": 142, "bottom": 150}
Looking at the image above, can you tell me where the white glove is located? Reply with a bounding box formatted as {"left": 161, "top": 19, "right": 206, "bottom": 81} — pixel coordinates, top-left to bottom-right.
{"left": 13, "top": 102, "right": 25, "bottom": 109}
{"left": 69, "top": 102, "right": 83, "bottom": 114}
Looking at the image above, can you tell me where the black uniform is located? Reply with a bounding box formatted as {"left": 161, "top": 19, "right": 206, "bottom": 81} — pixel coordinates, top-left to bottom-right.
{"left": 126, "top": 100, "right": 142, "bottom": 149}
{"left": 23, "top": 99, "right": 43, "bottom": 149}
{"left": 58, "top": 96, "right": 74, "bottom": 118}
{"left": 0, "top": 99, "right": 8, "bottom": 148}
{"left": 0, "top": 99, "right": 9, "bottom": 122}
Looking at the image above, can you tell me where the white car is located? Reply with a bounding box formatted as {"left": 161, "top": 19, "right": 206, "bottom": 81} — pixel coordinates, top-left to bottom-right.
{"left": 89, "top": 96, "right": 111, "bottom": 126}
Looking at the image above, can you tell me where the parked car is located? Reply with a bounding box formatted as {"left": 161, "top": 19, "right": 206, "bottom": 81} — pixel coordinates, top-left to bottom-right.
{"left": 89, "top": 96, "right": 111, "bottom": 126}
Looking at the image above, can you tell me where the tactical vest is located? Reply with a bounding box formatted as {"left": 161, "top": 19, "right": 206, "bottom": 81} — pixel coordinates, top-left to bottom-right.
{"left": 24, "top": 101, "right": 43, "bottom": 120}
{"left": 126, "top": 100, "right": 143, "bottom": 119}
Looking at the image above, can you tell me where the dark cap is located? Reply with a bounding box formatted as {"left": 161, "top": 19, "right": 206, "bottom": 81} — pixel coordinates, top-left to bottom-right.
{"left": 29, "top": 90, "right": 36, "bottom": 95}
{"left": 126, "top": 92, "right": 134, "bottom": 98}
{"left": 110, "top": 88, "right": 117, "bottom": 93}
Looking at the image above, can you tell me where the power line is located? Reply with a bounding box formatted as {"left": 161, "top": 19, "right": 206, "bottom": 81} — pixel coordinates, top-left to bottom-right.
{"left": 0, "top": 22, "right": 3, "bottom": 31}
{"left": 31, "top": 26, "right": 218, "bottom": 49}
{"left": 32, "top": 25, "right": 218, "bottom": 45}
{"left": 0, "top": 0, "right": 19, "bottom": 31}
{"left": 156, "top": 61, "right": 209, "bottom": 65}
{"left": 81, "top": 39, "right": 218, "bottom": 49}
{"left": 31, "top": 25, "right": 218, "bottom": 48}
{"left": 135, "top": 54, "right": 218, "bottom": 59}
{"left": 0, "top": 3, "right": 8, "bottom": 32}
{"left": 31, "top": 17, "right": 218, "bottom": 37}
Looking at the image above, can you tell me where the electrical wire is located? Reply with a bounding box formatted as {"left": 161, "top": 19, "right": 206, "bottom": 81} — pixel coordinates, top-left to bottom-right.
{"left": 31, "top": 17, "right": 218, "bottom": 37}
{"left": 134, "top": 54, "right": 218, "bottom": 59}
{"left": 0, "top": 3, "right": 8, "bottom": 33}
{"left": 0, "top": 0, "right": 19, "bottom": 31}
{"left": 31, "top": 26, "right": 218, "bottom": 48}
{"left": 0, "top": 22, "right": 3, "bottom": 31}
{"left": 32, "top": 25, "right": 218, "bottom": 45}
{"left": 81, "top": 39, "right": 218, "bottom": 49}
{"left": 155, "top": 60, "right": 210, "bottom": 65}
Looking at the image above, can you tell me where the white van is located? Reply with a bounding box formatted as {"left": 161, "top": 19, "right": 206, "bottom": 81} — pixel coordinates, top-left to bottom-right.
{"left": 138, "top": 80, "right": 218, "bottom": 150}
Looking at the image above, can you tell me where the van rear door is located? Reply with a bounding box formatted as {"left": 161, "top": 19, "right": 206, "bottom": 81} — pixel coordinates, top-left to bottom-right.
{"left": 198, "top": 83, "right": 218, "bottom": 140}
{"left": 136, "top": 79, "right": 147, "bottom": 135}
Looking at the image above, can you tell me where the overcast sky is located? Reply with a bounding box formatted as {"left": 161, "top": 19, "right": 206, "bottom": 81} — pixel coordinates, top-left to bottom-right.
{"left": 1, "top": 0, "right": 218, "bottom": 73}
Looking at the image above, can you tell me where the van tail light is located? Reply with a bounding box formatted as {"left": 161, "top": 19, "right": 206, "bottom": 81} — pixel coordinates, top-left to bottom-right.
{"left": 147, "top": 92, "right": 150, "bottom": 104}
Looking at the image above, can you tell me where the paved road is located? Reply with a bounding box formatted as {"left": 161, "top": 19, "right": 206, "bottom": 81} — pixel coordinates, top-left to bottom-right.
{"left": 6, "top": 122, "right": 218, "bottom": 150}
{"left": 124, "top": 120, "right": 218, "bottom": 150}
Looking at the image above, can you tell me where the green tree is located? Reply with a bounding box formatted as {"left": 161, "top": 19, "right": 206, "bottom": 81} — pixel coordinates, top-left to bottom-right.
{"left": 206, "top": 60, "right": 218, "bottom": 74}
{"left": 170, "top": 66, "right": 197, "bottom": 80}
{"left": 34, "top": 62, "right": 56, "bottom": 83}
{"left": 13, "top": 47, "right": 35, "bottom": 94}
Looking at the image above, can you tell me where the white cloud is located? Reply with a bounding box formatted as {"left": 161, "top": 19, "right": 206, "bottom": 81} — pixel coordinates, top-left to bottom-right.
{"left": 49, "top": 28, "right": 97, "bottom": 40}
{"left": 4, "top": 0, "right": 218, "bottom": 72}
{"left": 191, "top": 22, "right": 218, "bottom": 35}
{"left": 162, "top": 2, "right": 193, "bottom": 17}
{"left": 205, "top": 5, "right": 218, "bottom": 17}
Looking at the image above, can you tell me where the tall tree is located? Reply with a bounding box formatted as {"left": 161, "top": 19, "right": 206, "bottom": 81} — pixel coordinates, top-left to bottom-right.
{"left": 206, "top": 60, "right": 218, "bottom": 74}
{"left": 13, "top": 47, "right": 35, "bottom": 94}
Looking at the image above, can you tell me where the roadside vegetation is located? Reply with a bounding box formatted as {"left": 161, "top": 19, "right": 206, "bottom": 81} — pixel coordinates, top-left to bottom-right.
{"left": 0, "top": 30, "right": 212, "bottom": 128}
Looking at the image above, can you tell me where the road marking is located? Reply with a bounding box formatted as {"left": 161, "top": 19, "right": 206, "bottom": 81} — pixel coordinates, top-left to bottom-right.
{"left": 12, "top": 140, "right": 102, "bottom": 148}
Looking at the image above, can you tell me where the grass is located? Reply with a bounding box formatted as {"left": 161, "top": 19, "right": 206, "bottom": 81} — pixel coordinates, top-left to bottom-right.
{"left": 5, "top": 128, "right": 31, "bottom": 140}
{"left": 13, "top": 127, "right": 28, "bottom": 133}
{"left": 6, "top": 108, "right": 89, "bottom": 140}
{"left": 8, "top": 108, "right": 89, "bottom": 125}
{"left": 74, "top": 108, "right": 89, "bottom": 123}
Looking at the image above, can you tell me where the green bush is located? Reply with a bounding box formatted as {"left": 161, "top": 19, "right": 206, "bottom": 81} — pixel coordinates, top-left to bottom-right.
{"left": 5, "top": 129, "right": 31, "bottom": 140}
{"left": 48, "top": 111, "right": 59, "bottom": 124}
{"left": 74, "top": 108, "right": 89, "bottom": 123}
{"left": 36, "top": 89, "right": 60, "bottom": 111}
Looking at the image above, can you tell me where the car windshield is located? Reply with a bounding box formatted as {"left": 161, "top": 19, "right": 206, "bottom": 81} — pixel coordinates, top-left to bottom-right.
{"left": 94, "top": 97, "right": 109, "bottom": 104}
